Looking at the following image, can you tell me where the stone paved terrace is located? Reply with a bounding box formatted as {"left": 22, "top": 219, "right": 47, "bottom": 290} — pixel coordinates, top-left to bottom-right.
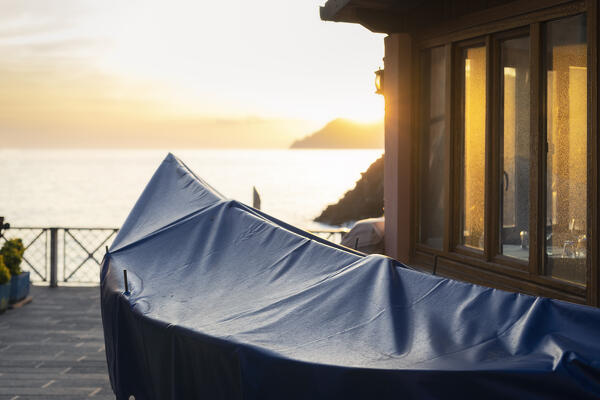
{"left": 0, "top": 286, "right": 113, "bottom": 400}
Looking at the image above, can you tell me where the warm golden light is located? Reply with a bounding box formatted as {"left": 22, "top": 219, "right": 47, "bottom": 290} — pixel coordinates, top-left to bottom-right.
{"left": 0, "top": 1, "right": 385, "bottom": 147}
{"left": 503, "top": 66, "right": 517, "bottom": 229}
{"left": 499, "top": 35, "right": 530, "bottom": 262}
{"left": 547, "top": 48, "right": 587, "bottom": 253}
{"left": 374, "top": 68, "right": 384, "bottom": 95}
{"left": 462, "top": 48, "right": 486, "bottom": 249}
{"left": 544, "top": 14, "right": 587, "bottom": 284}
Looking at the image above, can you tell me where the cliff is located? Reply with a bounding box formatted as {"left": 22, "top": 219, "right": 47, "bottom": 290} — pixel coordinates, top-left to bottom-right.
{"left": 290, "top": 118, "right": 383, "bottom": 149}
{"left": 315, "top": 154, "right": 384, "bottom": 225}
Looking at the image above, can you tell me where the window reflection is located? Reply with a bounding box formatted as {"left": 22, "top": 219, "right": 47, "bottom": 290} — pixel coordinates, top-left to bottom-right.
{"left": 462, "top": 46, "right": 486, "bottom": 249}
{"left": 419, "top": 47, "right": 446, "bottom": 249}
{"left": 545, "top": 14, "right": 587, "bottom": 284}
{"left": 500, "top": 37, "right": 530, "bottom": 261}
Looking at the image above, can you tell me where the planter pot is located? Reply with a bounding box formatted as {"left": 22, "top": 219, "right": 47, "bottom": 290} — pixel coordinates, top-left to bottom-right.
{"left": 0, "top": 282, "right": 9, "bottom": 313}
{"left": 9, "top": 271, "right": 30, "bottom": 303}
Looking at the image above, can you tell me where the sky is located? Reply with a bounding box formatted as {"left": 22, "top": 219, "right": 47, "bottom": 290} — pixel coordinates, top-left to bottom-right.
{"left": 0, "top": 0, "right": 385, "bottom": 148}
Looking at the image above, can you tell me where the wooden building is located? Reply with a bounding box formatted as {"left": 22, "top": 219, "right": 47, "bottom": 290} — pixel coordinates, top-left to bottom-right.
{"left": 321, "top": 0, "right": 600, "bottom": 306}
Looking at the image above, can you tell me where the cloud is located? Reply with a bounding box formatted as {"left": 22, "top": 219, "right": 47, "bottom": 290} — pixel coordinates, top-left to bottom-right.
{"left": 0, "top": 0, "right": 384, "bottom": 148}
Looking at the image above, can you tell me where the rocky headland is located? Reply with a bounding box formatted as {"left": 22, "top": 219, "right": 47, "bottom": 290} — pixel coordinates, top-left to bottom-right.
{"left": 315, "top": 154, "right": 383, "bottom": 226}
{"left": 291, "top": 118, "right": 383, "bottom": 149}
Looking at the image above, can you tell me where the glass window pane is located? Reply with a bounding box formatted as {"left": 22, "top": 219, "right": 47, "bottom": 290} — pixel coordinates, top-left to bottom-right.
{"left": 544, "top": 14, "right": 587, "bottom": 284}
{"left": 418, "top": 46, "right": 446, "bottom": 249}
{"left": 500, "top": 37, "right": 530, "bottom": 261}
{"left": 461, "top": 46, "right": 486, "bottom": 250}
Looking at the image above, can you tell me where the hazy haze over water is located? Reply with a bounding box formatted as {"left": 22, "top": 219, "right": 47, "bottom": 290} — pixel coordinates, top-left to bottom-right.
{"left": 0, "top": 149, "right": 382, "bottom": 230}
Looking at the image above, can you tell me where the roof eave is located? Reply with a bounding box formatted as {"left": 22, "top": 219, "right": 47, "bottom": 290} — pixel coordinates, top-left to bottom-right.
{"left": 320, "top": 0, "right": 354, "bottom": 22}
{"left": 319, "top": 0, "right": 412, "bottom": 33}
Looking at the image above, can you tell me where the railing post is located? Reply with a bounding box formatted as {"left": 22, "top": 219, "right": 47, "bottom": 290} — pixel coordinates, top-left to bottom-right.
{"left": 50, "top": 228, "right": 58, "bottom": 288}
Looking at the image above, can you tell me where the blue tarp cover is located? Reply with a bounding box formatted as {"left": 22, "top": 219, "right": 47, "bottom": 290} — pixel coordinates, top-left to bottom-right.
{"left": 101, "top": 154, "right": 600, "bottom": 399}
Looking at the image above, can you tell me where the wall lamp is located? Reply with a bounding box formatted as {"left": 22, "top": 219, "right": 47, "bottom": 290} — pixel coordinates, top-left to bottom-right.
{"left": 374, "top": 68, "right": 384, "bottom": 95}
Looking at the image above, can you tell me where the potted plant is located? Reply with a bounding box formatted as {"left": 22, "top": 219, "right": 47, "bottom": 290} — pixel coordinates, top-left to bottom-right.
{"left": 0, "top": 255, "right": 10, "bottom": 313}
{"left": 1, "top": 239, "right": 29, "bottom": 303}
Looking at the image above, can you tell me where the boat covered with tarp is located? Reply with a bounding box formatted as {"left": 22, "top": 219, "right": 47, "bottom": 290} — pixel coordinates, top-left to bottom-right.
{"left": 101, "top": 154, "right": 600, "bottom": 399}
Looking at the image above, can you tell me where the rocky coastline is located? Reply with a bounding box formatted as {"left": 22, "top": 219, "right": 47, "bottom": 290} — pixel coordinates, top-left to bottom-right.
{"left": 315, "top": 154, "right": 383, "bottom": 226}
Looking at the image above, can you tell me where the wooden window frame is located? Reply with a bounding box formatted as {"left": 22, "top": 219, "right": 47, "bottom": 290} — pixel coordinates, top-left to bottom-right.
{"left": 415, "top": 45, "right": 448, "bottom": 251}
{"left": 412, "top": 0, "right": 597, "bottom": 305}
{"left": 490, "top": 27, "right": 532, "bottom": 272}
{"left": 453, "top": 37, "right": 491, "bottom": 259}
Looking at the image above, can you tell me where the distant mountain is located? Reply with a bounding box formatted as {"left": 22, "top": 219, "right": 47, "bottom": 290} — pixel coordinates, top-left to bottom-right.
{"left": 290, "top": 118, "right": 383, "bottom": 149}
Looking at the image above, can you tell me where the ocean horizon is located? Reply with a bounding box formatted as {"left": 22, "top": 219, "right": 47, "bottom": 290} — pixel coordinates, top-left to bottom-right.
{"left": 0, "top": 148, "right": 382, "bottom": 231}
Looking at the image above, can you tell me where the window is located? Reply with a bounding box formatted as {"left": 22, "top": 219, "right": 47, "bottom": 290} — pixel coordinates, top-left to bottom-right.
{"left": 418, "top": 46, "right": 447, "bottom": 250}
{"left": 499, "top": 36, "right": 530, "bottom": 261}
{"left": 461, "top": 45, "right": 486, "bottom": 250}
{"left": 416, "top": 11, "right": 590, "bottom": 296}
{"left": 544, "top": 14, "right": 587, "bottom": 284}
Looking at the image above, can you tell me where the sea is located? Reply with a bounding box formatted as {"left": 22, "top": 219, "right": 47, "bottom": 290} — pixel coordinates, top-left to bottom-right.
{"left": 0, "top": 149, "right": 382, "bottom": 231}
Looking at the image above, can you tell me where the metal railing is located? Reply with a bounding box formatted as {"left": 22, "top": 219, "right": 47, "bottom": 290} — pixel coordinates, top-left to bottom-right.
{"left": 309, "top": 228, "right": 348, "bottom": 244}
{"left": 0, "top": 227, "right": 118, "bottom": 286}
{"left": 0, "top": 226, "right": 345, "bottom": 286}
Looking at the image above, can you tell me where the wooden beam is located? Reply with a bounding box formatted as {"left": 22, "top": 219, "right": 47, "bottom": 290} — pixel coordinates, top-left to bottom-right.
{"left": 384, "top": 34, "right": 414, "bottom": 262}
